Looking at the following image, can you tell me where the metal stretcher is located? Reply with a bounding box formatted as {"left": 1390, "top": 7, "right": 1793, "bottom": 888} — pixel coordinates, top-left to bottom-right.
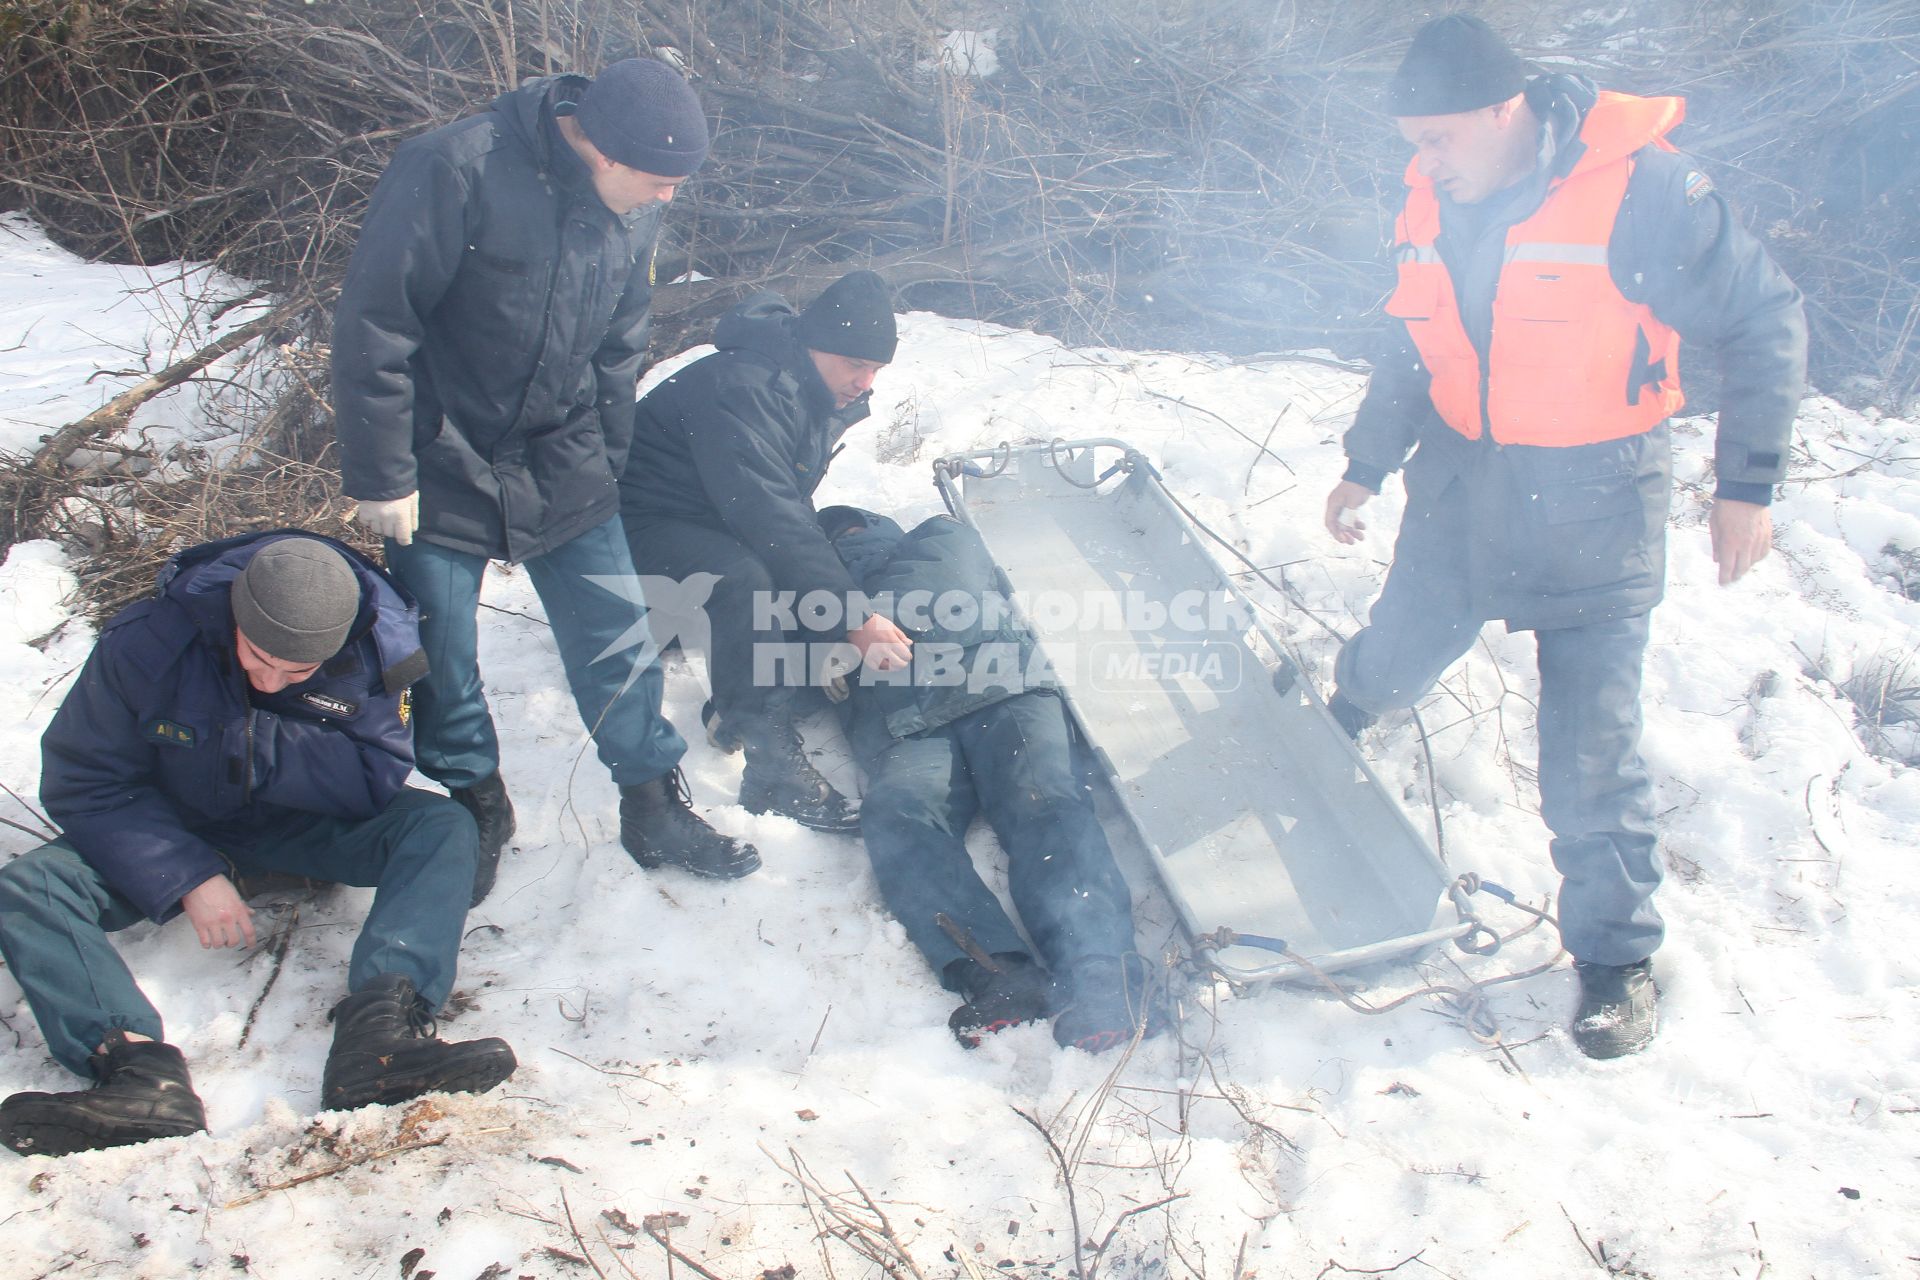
{"left": 932, "top": 438, "right": 1482, "bottom": 984}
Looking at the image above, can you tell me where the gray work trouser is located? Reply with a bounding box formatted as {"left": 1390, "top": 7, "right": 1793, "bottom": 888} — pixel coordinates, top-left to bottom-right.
{"left": 1334, "top": 503, "right": 1664, "bottom": 966}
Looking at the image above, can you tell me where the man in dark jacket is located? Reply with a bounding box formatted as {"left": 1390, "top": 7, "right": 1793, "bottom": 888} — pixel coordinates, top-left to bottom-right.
{"left": 1321, "top": 17, "right": 1806, "bottom": 1058}
{"left": 0, "top": 533, "right": 516, "bottom": 1158}
{"left": 621, "top": 271, "right": 913, "bottom": 834}
{"left": 820, "top": 507, "right": 1159, "bottom": 1053}
{"left": 333, "top": 58, "right": 758, "bottom": 893}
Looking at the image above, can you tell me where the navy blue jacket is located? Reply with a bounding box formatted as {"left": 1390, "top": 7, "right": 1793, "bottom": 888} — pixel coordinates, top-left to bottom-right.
{"left": 334, "top": 75, "right": 663, "bottom": 561}
{"left": 39, "top": 532, "right": 429, "bottom": 923}
{"left": 826, "top": 510, "right": 1054, "bottom": 751}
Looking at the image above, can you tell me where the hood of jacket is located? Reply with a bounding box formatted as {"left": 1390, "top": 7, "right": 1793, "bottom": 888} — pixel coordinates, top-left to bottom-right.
{"left": 491, "top": 73, "right": 606, "bottom": 200}
{"left": 819, "top": 505, "right": 906, "bottom": 586}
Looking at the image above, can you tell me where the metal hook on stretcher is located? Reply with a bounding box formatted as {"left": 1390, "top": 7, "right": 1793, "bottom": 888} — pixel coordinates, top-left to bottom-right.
{"left": 1047, "top": 437, "right": 1139, "bottom": 489}
{"left": 1448, "top": 874, "right": 1504, "bottom": 955}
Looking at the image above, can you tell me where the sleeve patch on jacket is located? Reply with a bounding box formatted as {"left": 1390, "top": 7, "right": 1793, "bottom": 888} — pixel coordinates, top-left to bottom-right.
{"left": 144, "top": 719, "right": 196, "bottom": 748}
{"left": 1684, "top": 171, "right": 1714, "bottom": 205}
{"left": 382, "top": 646, "right": 430, "bottom": 695}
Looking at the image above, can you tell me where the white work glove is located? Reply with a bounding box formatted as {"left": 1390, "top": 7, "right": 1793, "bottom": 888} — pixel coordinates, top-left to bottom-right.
{"left": 354, "top": 492, "right": 420, "bottom": 546}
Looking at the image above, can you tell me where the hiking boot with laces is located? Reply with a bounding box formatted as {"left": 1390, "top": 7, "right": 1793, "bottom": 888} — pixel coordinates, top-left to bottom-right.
{"left": 0, "top": 1031, "right": 207, "bottom": 1157}
{"left": 1570, "top": 959, "right": 1658, "bottom": 1059}
{"left": 946, "top": 954, "right": 1055, "bottom": 1047}
{"left": 321, "top": 974, "right": 517, "bottom": 1111}
{"left": 449, "top": 771, "right": 515, "bottom": 907}
{"left": 1051, "top": 954, "right": 1173, "bottom": 1053}
{"left": 739, "top": 708, "right": 860, "bottom": 834}
{"left": 619, "top": 769, "right": 762, "bottom": 879}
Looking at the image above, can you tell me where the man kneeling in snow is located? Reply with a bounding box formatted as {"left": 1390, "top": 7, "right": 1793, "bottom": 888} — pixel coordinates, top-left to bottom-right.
{"left": 0, "top": 533, "right": 516, "bottom": 1157}
{"left": 821, "top": 507, "right": 1166, "bottom": 1052}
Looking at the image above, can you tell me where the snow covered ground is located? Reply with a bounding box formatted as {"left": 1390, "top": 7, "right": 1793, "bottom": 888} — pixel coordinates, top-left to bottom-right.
{"left": 0, "top": 217, "right": 1916, "bottom": 1279}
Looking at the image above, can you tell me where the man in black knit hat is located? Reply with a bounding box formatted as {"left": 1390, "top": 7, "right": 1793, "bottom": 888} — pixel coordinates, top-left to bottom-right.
{"left": 620, "top": 270, "right": 913, "bottom": 834}
{"left": 1319, "top": 15, "right": 1805, "bottom": 1058}
{"left": 335, "top": 58, "right": 760, "bottom": 897}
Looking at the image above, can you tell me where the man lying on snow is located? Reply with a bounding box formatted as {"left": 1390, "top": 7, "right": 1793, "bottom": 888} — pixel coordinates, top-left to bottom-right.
{"left": 0, "top": 533, "right": 516, "bottom": 1157}
{"left": 820, "top": 506, "right": 1169, "bottom": 1052}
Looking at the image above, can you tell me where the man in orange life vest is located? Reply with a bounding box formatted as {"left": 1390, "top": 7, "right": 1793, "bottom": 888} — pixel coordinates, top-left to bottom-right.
{"left": 1322, "top": 16, "right": 1805, "bottom": 1058}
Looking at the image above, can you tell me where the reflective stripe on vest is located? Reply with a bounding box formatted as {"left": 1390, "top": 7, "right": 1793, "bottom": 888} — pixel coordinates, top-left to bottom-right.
{"left": 1385, "top": 98, "right": 1686, "bottom": 447}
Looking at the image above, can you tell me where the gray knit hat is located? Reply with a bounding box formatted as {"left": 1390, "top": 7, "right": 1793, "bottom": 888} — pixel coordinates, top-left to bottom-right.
{"left": 231, "top": 538, "right": 361, "bottom": 664}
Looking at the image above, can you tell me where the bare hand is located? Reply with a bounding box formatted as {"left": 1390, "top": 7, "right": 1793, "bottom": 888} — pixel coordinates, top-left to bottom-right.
{"left": 1709, "top": 498, "right": 1772, "bottom": 585}
{"left": 181, "top": 875, "right": 255, "bottom": 949}
{"left": 847, "top": 614, "right": 913, "bottom": 672}
{"left": 1324, "top": 480, "right": 1373, "bottom": 544}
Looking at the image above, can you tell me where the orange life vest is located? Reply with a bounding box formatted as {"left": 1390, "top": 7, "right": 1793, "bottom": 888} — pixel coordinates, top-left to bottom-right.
{"left": 1385, "top": 91, "right": 1688, "bottom": 446}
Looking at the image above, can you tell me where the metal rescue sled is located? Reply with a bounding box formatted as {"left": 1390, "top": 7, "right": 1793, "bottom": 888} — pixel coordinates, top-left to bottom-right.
{"left": 932, "top": 438, "right": 1488, "bottom": 986}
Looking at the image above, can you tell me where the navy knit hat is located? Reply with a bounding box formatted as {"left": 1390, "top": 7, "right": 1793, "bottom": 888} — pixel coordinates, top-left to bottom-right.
{"left": 231, "top": 538, "right": 361, "bottom": 664}
{"left": 1386, "top": 15, "right": 1530, "bottom": 116}
{"left": 797, "top": 271, "right": 898, "bottom": 363}
{"left": 575, "top": 58, "right": 710, "bottom": 177}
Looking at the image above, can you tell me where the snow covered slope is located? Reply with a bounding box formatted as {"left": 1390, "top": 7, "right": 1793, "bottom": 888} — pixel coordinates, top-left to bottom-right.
{"left": 0, "top": 219, "right": 1915, "bottom": 1279}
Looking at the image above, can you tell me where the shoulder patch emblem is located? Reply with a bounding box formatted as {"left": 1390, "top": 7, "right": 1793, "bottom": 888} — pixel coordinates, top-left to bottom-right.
{"left": 300, "top": 691, "right": 358, "bottom": 718}
{"left": 144, "top": 719, "right": 195, "bottom": 748}
{"left": 1684, "top": 170, "right": 1714, "bottom": 205}
{"left": 398, "top": 687, "right": 413, "bottom": 726}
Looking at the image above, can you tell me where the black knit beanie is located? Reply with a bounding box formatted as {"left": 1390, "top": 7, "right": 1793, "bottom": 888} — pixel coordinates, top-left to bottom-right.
{"left": 1386, "top": 15, "right": 1529, "bottom": 116}
{"left": 574, "top": 58, "right": 710, "bottom": 177}
{"left": 231, "top": 538, "right": 361, "bottom": 664}
{"left": 797, "top": 271, "right": 898, "bottom": 363}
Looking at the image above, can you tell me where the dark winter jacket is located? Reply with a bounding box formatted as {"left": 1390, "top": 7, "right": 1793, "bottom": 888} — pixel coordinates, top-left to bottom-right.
{"left": 39, "top": 532, "right": 428, "bottom": 923}
{"left": 1342, "top": 73, "right": 1806, "bottom": 630}
{"left": 621, "top": 293, "right": 872, "bottom": 628}
{"left": 333, "top": 74, "right": 663, "bottom": 562}
{"left": 825, "top": 509, "right": 1054, "bottom": 750}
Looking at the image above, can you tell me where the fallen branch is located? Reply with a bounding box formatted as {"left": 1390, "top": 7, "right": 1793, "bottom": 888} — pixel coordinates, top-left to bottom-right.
{"left": 32, "top": 294, "right": 310, "bottom": 476}
{"left": 235, "top": 902, "right": 298, "bottom": 1051}
{"left": 560, "top": 1190, "right": 610, "bottom": 1280}
{"left": 224, "top": 1133, "right": 447, "bottom": 1207}
{"left": 642, "top": 1211, "right": 727, "bottom": 1280}
{"left": 1014, "top": 1107, "right": 1087, "bottom": 1279}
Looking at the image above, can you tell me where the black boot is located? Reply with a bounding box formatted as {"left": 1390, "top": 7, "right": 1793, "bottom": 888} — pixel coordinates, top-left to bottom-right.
{"left": 946, "top": 954, "right": 1056, "bottom": 1047}
{"left": 0, "top": 1032, "right": 207, "bottom": 1157}
{"left": 1570, "top": 959, "right": 1659, "bottom": 1059}
{"left": 1051, "top": 954, "right": 1173, "bottom": 1053}
{"left": 739, "top": 708, "right": 860, "bottom": 833}
{"left": 1326, "top": 690, "right": 1376, "bottom": 741}
{"left": 619, "top": 769, "right": 762, "bottom": 879}
{"left": 702, "top": 699, "right": 742, "bottom": 754}
{"left": 322, "top": 974, "right": 517, "bottom": 1111}
{"left": 450, "top": 771, "right": 515, "bottom": 908}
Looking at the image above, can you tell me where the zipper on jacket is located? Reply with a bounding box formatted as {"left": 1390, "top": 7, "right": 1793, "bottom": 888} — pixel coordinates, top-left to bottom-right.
{"left": 242, "top": 708, "right": 255, "bottom": 803}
